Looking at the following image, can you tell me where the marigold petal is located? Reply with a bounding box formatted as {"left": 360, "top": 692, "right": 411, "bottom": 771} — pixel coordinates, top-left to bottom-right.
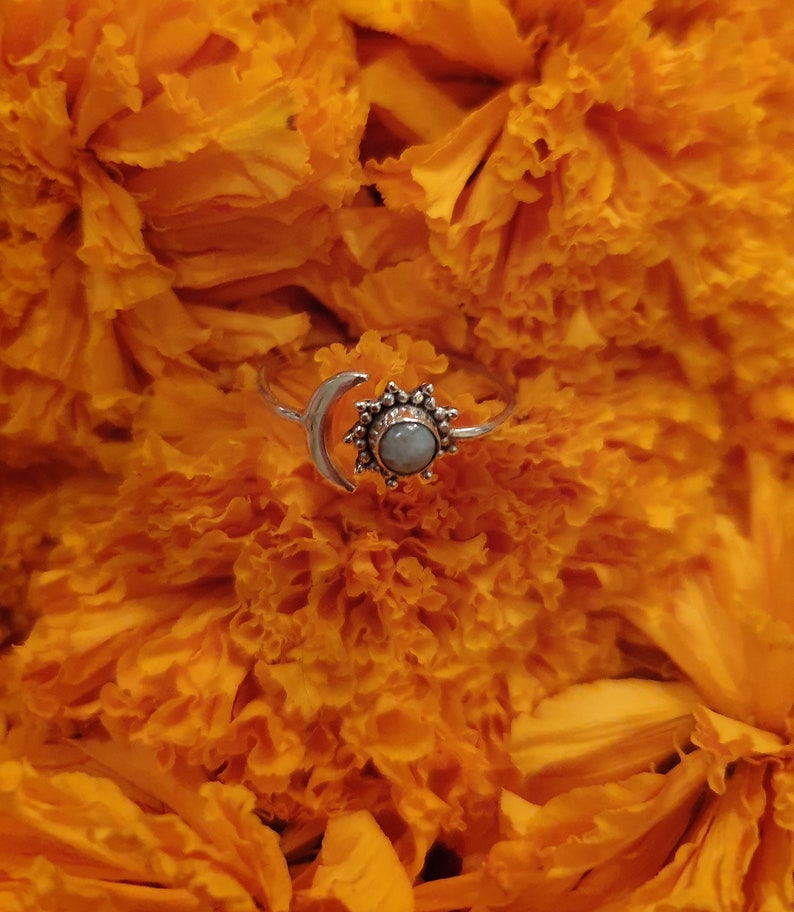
{"left": 0, "top": 758, "right": 289, "bottom": 911}
{"left": 605, "top": 762, "right": 767, "bottom": 912}
{"left": 374, "top": 92, "right": 512, "bottom": 223}
{"left": 340, "top": 0, "right": 536, "bottom": 80}
{"left": 744, "top": 801, "right": 794, "bottom": 912}
{"left": 628, "top": 481, "right": 794, "bottom": 732}
{"left": 413, "top": 872, "right": 482, "bottom": 912}
{"left": 749, "top": 454, "right": 794, "bottom": 633}
{"left": 478, "top": 752, "right": 710, "bottom": 909}
{"left": 4, "top": 856, "right": 200, "bottom": 912}
{"left": 692, "top": 706, "right": 789, "bottom": 794}
{"left": 360, "top": 49, "right": 466, "bottom": 144}
{"left": 71, "top": 22, "right": 143, "bottom": 145}
{"left": 180, "top": 303, "right": 308, "bottom": 364}
{"left": 4, "top": 3, "right": 794, "bottom": 909}
{"left": 511, "top": 679, "right": 698, "bottom": 799}
{"left": 77, "top": 734, "right": 292, "bottom": 912}
{"left": 78, "top": 161, "right": 176, "bottom": 324}
{"left": 298, "top": 811, "right": 413, "bottom": 912}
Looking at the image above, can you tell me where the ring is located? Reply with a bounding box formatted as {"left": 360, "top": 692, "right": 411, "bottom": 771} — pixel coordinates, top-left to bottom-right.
{"left": 258, "top": 365, "right": 514, "bottom": 492}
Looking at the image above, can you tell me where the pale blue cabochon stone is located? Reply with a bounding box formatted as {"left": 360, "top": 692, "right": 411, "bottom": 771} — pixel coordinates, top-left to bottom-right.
{"left": 378, "top": 421, "right": 437, "bottom": 475}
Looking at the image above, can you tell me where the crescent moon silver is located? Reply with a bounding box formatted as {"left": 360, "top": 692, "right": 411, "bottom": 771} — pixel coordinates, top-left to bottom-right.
{"left": 258, "top": 366, "right": 514, "bottom": 492}
{"left": 258, "top": 370, "right": 368, "bottom": 492}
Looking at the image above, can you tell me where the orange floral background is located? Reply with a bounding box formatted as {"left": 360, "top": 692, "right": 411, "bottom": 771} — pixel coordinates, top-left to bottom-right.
{"left": 2, "top": 0, "right": 794, "bottom": 909}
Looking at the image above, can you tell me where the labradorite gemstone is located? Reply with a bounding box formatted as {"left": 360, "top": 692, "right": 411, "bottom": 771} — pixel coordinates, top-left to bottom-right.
{"left": 378, "top": 421, "right": 437, "bottom": 475}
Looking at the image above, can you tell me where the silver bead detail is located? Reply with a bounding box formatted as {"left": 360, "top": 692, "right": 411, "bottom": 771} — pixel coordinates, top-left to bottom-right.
{"left": 343, "top": 376, "right": 470, "bottom": 489}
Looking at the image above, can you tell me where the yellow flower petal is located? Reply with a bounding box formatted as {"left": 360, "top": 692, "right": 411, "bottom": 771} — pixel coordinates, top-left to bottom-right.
{"left": 511, "top": 679, "right": 698, "bottom": 799}
{"left": 374, "top": 91, "right": 512, "bottom": 223}
{"left": 339, "top": 0, "right": 534, "bottom": 80}
{"left": 3, "top": 2, "right": 794, "bottom": 910}
{"left": 744, "top": 793, "right": 794, "bottom": 912}
{"left": 0, "top": 757, "right": 291, "bottom": 911}
{"left": 603, "top": 762, "right": 767, "bottom": 912}
{"left": 360, "top": 49, "right": 466, "bottom": 144}
{"left": 477, "top": 752, "right": 710, "bottom": 909}
{"left": 692, "top": 705, "right": 789, "bottom": 794}
{"left": 628, "top": 459, "right": 794, "bottom": 732}
{"left": 297, "top": 811, "right": 413, "bottom": 912}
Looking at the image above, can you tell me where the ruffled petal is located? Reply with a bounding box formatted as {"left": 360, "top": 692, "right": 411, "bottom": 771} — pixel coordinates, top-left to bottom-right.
{"left": 295, "top": 810, "right": 413, "bottom": 912}
{"left": 3, "top": 2, "right": 794, "bottom": 910}
{"left": 692, "top": 706, "right": 790, "bottom": 794}
{"left": 602, "top": 762, "right": 767, "bottom": 912}
{"left": 474, "top": 752, "right": 710, "bottom": 910}
{"left": 627, "top": 459, "right": 794, "bottom": 732}
{"left": 339, "top": 0, "right": 537, "bottom": 81}
{"left": 0, "top": 757, "right": 290, "bottom": 912}
{"left": 511, "top": 679, "right": 698, "bottom": 800}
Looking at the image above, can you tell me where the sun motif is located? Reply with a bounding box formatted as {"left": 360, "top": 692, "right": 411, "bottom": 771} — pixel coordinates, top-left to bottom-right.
{"left": 343, "top": 380, "right": 459, "bottom": 487}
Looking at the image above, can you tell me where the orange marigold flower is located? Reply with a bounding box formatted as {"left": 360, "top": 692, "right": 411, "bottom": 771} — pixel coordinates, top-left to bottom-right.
{"left": 2, "top": 0, "right": 794, "bottom": 911}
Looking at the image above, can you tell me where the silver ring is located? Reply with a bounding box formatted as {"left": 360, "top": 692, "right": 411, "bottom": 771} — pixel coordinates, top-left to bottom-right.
{"left": 258, "top": 365, "right": 514, "bottom": 492}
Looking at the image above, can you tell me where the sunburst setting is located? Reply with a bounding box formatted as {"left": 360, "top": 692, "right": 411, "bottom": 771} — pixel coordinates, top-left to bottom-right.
{"left": 343, "top": 381, "right": 459, "bottom": 486}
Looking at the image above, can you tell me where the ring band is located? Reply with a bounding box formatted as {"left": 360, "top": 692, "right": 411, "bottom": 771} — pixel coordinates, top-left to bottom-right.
{"left": 258, "top": 364, "right": 514, "bottom": 492}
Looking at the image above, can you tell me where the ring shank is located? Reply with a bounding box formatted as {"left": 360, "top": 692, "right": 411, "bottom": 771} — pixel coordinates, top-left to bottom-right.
{"left": 257, "top": 367, "right": 304, "bottom": 423}
{"left": 452, "top": 401, "right": 514, "bottom": 440}
{"left": 445, "top": 357, "right": 515, "bottom": 440}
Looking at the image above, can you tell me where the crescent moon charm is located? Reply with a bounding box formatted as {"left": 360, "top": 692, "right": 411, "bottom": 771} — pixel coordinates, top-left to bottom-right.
{"left": 301, "top": 372, "right": 368, "bottom": 491}
{"left": 258, "top": 369, "right": 368, "bottom": 492}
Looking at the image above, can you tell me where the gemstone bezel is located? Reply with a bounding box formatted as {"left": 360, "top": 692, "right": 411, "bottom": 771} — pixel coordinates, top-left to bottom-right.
{"left": 343, "top": 381, "right": 458, "bottom": 487}
{"left": 368, "top": 406, "right": 440, "bottom": 476}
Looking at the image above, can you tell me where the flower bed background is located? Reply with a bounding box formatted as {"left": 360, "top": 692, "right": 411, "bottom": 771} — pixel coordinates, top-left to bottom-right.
{"left": 1, "top": 1, "right": 794, "bottom": 910}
